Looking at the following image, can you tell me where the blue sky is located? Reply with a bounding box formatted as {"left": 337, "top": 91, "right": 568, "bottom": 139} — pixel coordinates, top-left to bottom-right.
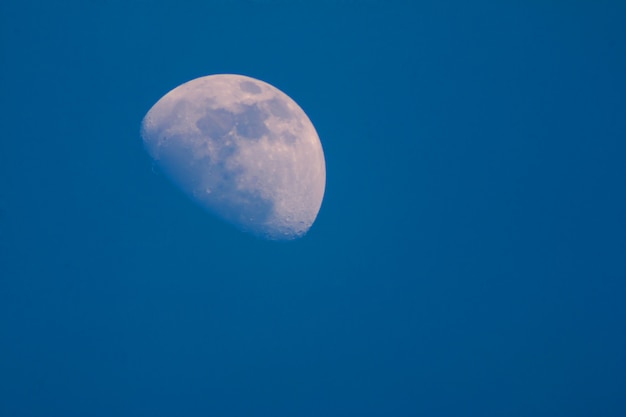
{"left": 1, "top": 1, "right": 625, "bottom": 416}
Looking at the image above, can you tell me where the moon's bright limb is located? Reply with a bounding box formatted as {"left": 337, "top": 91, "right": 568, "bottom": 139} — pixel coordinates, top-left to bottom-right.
{"left": 141, "top": 74, "right": 326, "bottom": 240}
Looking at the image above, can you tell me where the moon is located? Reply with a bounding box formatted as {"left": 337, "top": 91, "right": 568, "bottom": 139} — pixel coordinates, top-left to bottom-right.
{"left": 141, "top": 74, "right": 326, "bottom": 240}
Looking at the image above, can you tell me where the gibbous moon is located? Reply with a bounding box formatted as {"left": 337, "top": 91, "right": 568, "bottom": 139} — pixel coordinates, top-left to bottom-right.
{"left": 141, "top": 74, "right": 326, "bottom": 240}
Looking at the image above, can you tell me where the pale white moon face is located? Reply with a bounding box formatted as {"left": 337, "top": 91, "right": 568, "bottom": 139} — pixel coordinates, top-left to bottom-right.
{"left": 141, "top": 74, "right": 326, "bottom": 240}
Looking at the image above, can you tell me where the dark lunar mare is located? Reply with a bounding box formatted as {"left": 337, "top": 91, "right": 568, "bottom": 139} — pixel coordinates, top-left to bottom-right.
{"left": 239, "top": 80, "right": 262, "bottom": 94}
{"left": 266, "top": 97, "right": 291, "bottom": 120}
{"left": 196, "top": 108, "right": 235, "bottom": 138}
{"left": 234, "top": 104, "right": 269, "bottom": 139}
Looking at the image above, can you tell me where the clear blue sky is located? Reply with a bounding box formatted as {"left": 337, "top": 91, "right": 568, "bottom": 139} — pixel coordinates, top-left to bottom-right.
{"left": 1, "top": 1, "right": 625, "bottom": 416}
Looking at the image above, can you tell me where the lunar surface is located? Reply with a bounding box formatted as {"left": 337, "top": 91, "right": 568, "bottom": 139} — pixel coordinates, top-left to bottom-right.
{"left": 141, "top": 74, "right": 326, "bottom": 240}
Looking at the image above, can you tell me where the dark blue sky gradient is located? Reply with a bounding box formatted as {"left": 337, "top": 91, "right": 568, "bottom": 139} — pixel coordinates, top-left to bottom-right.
{"left": 1, "top": 1, "right": 625, "bottom": 416}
